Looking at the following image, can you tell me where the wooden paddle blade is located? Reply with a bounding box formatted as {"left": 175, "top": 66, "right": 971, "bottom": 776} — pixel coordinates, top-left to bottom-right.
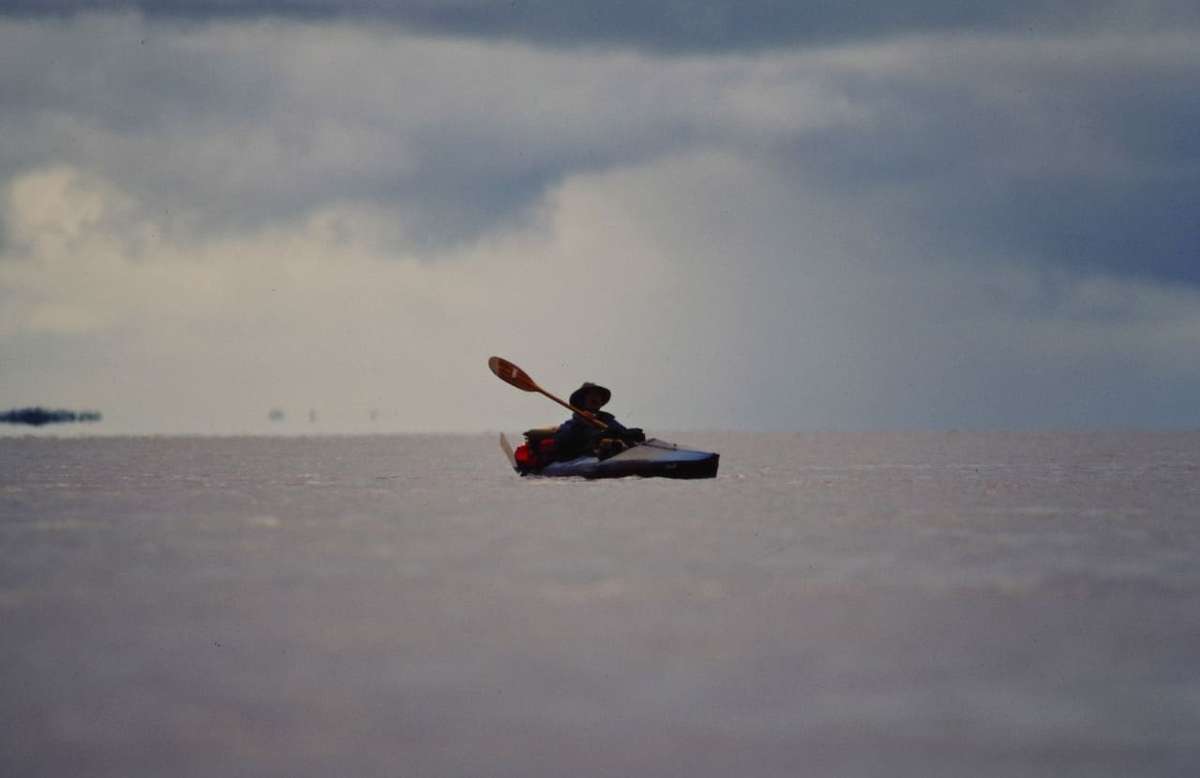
{"left": 488, "top": 356, "right": 539, "bottom": 392}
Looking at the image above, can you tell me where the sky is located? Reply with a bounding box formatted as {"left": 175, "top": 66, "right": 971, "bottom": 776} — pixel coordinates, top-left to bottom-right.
{"left": 1, "top": 1, "right": 1198, "bottom": 434}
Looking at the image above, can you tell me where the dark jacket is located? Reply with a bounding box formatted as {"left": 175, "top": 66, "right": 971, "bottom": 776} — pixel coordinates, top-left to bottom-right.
{"left": 552, "top": 411, "right": 630, "bottom": 461}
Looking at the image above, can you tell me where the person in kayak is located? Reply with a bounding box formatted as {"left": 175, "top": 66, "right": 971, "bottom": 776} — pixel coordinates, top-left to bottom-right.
{"left": 553, "top": 382, "right": 645, "bottom": 460}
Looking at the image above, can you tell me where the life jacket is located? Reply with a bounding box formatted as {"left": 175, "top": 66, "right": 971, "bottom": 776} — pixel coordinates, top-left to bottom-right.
{"left": 514, "top": 427, "right": 559, "bottom": 472}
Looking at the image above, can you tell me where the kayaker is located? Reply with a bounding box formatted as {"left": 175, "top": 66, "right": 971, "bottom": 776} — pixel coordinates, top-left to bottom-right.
{"left": 553, "top": 382, "right": 645, "bottom": 460}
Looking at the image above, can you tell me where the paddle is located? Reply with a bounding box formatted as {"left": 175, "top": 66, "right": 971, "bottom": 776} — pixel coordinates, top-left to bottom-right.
{"left": 488, "top": 356, "right": 608, "bottom": 429}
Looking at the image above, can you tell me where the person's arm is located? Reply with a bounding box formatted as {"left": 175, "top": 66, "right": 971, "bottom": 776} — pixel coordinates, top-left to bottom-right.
{"left": 600, "top": 413, "right": 648, "bottom": 444}
{"left": 599, "top": 414, "right": 645, "bottom": 443}
{"left": 597, "top": 412, "right": 626, "bottom": 433}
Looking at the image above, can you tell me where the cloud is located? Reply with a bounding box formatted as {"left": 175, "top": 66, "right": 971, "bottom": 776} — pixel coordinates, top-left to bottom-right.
{"left": 4, "top": 156, "right": 1199, "bottom": 433}
{"left": 0, "top": 161, "right": 684, "bottom": 433}
{"left": 4, "top": 1, "right": 1200, "bottom": 52}
{"left": 1, "top": 13, "right": 1198, "bottom": 431}
{"left": 0, "top": 13, "right": 866, "bottom": 248}
{"left": 2, "top": 15, "right": 1197, "bottom": 284}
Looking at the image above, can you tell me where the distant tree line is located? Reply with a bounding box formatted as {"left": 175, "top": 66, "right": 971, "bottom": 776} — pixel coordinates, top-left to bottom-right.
{"left": 0, "top": 407, "right": 103, "bottom": 426}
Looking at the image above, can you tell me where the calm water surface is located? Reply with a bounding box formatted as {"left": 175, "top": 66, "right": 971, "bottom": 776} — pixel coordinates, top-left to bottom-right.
{"left": 2, "top": 432, "right": 1199, "bottom": 777}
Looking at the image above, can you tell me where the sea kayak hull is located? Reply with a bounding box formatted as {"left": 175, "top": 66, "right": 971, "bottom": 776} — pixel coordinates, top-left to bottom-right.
{"left": 502, "top": 436, "right": 719, "bottom": 480}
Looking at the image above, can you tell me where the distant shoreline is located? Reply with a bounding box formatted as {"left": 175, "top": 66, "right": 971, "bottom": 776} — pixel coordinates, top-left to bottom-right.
{"left": 0, "top": 407, "right": 102, "bottom": 427}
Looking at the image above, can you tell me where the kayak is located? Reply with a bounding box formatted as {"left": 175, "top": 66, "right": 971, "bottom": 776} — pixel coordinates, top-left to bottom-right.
{"left": 500, "top": 434, "right": 718, "bottom": 479}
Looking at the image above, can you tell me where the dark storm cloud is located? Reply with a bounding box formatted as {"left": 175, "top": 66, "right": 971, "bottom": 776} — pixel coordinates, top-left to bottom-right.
{"left": 745, "top": 37, "right": 1200, "bottom": 287}
{"left": 0, "top": 11, "right": 1197, "bottom": 287}
{"left": 0, "top": 18, "right": 584, "bottom": 248}
{"left": 4, "top": 1, "right": 1200, "bottom": 51}
{"left": 0, "top": 15, "right": 714, "bottom": 249}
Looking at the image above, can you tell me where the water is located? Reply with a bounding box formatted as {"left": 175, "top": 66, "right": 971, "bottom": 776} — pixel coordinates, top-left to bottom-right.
{"left": 2, "top": 432, "right": 1199, "bottom": 777}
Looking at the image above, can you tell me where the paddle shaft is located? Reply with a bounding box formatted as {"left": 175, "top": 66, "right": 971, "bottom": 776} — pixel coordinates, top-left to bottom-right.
{"left": 536, "top": 387, "right": 609, "bottom": 430}
{"left": 488, "top": 356, "right": 608, "bottom": 430}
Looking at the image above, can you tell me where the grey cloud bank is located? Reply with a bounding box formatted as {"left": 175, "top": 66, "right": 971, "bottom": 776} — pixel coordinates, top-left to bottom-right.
{"left": 2, "top": 17, "right": 1195, "bottom": 282}
{"left": 1, "top": 9, "right": 1198, "bottom": 432}
{"left": 5, "top": 1, "right": 1200, "bottom": 51}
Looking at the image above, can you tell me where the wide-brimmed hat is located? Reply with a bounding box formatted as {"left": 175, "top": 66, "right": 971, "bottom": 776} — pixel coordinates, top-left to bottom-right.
{"left": 569, "top": 382, "right": 611, "bottom": 408}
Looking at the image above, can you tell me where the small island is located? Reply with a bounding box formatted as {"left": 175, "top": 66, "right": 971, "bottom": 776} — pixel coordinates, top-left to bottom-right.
{"left": 0, "top": 407, "right": 103, "bottom": 427}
